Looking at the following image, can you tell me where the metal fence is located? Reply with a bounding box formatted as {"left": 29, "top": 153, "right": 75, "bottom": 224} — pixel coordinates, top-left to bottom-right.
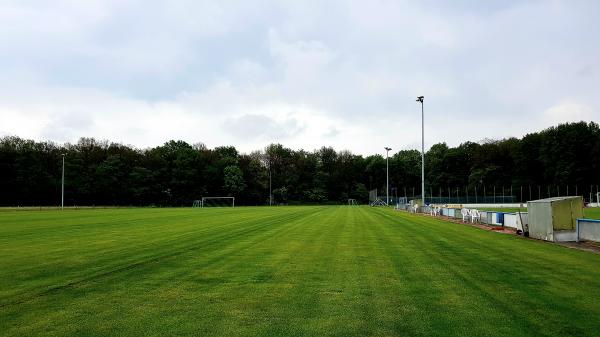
{"left": 390, "top": 184, "right": 600, "bottom": 204}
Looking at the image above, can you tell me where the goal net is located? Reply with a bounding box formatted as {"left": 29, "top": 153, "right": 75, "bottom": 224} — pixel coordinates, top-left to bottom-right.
{"left": 369, "top": 189, "right": 387, "bottom": 207}
{"left": 194, "top": 197, "right": 235, "bottom": 208}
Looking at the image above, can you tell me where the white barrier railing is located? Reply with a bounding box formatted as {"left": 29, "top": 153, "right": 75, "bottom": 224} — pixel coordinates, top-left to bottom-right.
{"left": 576, "top": 218, "right": 600, "bottom": 242}
{"left": 397, "top": 204, "right": 530, "bottom": 229}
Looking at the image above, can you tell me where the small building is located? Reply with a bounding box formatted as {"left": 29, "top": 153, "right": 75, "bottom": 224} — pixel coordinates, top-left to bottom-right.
{"left": 527, "top": 196, "right": 584, "bottom": 242}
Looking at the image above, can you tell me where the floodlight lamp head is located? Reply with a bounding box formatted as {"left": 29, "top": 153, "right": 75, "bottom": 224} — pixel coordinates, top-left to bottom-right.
{"left": 385, "top": 147, "right": 392, "bottom": 152}
{"left": 416, "top": 96, "right": 424, "bottom": 102}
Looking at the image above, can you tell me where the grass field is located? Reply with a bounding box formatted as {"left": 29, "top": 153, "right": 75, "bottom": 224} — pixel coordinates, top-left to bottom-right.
{"left": 1, "top": 207, "right": 600, "bottom": 337}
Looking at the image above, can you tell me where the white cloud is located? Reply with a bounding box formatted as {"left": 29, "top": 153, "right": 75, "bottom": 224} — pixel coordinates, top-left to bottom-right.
{"left": 1, "top": 1, "right": 600, "bottom": 155}
{"left": 543, "top": 103, "right": 594, "bottom": 125}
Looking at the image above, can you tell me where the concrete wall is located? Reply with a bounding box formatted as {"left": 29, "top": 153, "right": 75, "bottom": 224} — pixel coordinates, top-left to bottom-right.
{"left": 504, "top": 213, "right": 518, "bottom": 228}
{"left": 554, "top": 230, "right": 577, "bottom": 242}
{"left": 503, "top": 213, "right": 528, "bottom": 229}
{"left": 577, "top": 219, "right": 600, "bottom": 242}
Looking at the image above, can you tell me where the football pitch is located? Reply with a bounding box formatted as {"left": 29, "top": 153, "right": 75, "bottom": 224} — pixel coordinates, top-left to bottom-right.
{"left": 1, "top": 207, "right": 599, "bottom": 337}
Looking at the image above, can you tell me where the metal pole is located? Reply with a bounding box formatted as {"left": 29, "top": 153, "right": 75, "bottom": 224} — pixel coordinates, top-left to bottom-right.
{"left": 385, "top": 147, "right": 391, "bottom": 205}
{"left": 416, "top": 96, "right": 425, "bottom": 206}
{"left": 421, "top": 101, "right": 425, "bottom": 206}
{"left": 269, "top": 160, "right": 272, "bottom": 206}
{"left": 61, "top": 154, "right": 65, "bottom": 210}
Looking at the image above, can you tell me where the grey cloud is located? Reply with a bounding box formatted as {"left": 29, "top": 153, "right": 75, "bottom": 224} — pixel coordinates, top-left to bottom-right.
{"left": 1, "top": 1, "right": 600, "bottom": 155}
{"left": 222, "top": 114, "right": 304, "bottom": 140}
{"left": 40, "top": 112, "right": 95, "bottom": 142}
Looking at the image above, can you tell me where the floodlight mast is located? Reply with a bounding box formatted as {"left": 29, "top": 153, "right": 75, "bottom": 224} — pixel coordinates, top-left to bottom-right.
{"left": 269, "top": 160, "right": 272, "bottom": 206}
{"left": 416, "top": 96, "right": 425, "bottom": 207}
{"left": 384, "top": 147, "right": 392, "bottom": 205}
{"left": 61, "top": 154, "right": 65, "bottom": 210}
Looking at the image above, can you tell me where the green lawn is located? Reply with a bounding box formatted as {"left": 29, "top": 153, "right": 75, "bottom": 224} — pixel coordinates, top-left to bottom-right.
{"left": 1, "top": 207, "right": 599, "bottom": 337}
{"left": 584, "top": 208, "right": 600, "bottom": 219}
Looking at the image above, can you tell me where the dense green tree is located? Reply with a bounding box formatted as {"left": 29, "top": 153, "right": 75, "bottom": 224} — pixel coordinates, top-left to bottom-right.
{"left": 0, "top": 121, "right": 599, "bottom": 206}
{"left": 223, "top": 165, "right": 246, "bottom": 196}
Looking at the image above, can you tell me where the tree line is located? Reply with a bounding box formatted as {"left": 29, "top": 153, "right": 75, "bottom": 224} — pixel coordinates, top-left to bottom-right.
{"left": 1, "top": 121, "right": 599, "bottom": 206}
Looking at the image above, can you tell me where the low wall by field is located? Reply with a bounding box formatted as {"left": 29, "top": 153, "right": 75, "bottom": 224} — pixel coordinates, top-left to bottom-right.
{"left": 503, "top": 213, "right": 528, "bottom": 229}
{"left": 577, "top": 219, "right": 600, "bottom": 242}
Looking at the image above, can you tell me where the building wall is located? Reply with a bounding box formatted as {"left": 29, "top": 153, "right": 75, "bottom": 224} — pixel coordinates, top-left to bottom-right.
{"left": 528, "top": 202, "right": 554, "bottom": 241}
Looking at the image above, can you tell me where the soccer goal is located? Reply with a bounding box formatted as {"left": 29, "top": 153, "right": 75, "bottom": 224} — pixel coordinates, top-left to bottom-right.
{"left": 193, "top": 197, "right": 235, "bottom": 208}
{"left": 369, "top": 189, "right": 387, "bottom": 207}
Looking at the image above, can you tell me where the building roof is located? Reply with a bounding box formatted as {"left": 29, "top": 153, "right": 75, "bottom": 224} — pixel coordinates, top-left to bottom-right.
{"left": 528, "top": 196, "right": 582, "bottom": 203}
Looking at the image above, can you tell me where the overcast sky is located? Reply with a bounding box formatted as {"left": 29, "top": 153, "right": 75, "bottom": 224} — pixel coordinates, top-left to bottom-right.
{"left": 1, "top": 1, "right": 599, "bottom": 155}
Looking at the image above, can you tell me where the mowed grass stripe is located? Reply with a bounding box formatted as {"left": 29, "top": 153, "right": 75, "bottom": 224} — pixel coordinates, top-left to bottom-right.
{"left": 0, "top": 207, "right": 327, "bottom": 306}
{"left": 1, "top": 207, "right": 337, "bottom": 336}
{"left": 367, "top": 208, "right": 600, "bottom": 336}
{"left": 1, "top": 206, "right": 600, "bottom": 337}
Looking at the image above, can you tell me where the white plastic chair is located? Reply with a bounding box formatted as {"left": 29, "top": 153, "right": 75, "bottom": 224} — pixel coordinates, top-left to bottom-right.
{"left": 461, "top": 208, "right": 471, "bottom": 222}
{"left": 470, "top": 209, "right": 481, "bottom": 223}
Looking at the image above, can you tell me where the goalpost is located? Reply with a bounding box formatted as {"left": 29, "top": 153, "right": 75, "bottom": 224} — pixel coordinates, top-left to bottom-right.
{"left": 193, "top": 197, "right": 235, "bottom": 208}
{"left": 369, "top": 189, "right": 387, "bottom": 207}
